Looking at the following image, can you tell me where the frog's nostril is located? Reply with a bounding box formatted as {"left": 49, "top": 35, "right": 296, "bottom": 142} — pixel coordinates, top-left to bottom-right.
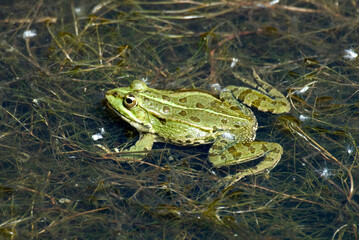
{"left": 106, "top": 91, "right": 118, "bottom": 97}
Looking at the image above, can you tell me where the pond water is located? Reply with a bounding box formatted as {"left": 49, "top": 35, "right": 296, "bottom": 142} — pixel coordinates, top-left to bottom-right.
{"left": 0, "top": 0, "right": 358, "bottom": 239}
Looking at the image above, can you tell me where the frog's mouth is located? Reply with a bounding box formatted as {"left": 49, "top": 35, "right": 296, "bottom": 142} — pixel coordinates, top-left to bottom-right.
{"left": 104, "top": 98, "right": 129, "bottom": 122}
{"left": 104, "top": 97, "right": 154, "bottom": 134}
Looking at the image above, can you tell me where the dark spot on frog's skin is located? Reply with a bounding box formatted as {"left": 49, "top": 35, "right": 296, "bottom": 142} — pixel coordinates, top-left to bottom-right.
{"left": 272, "top": 148, "right": 280, "bottom": 154}
{"left": 243, "top": 142, "right": 251, "bottom": 147}
{"left": 221, "top": 119, "right": 228, "bottom": 124}
{"left": 196, "top": 103, "right": 205, "bottom": 108}
{"left": 162, "top": 95, "right": 170, "bottom": 101}
{"left": 190, "top": 116, "right": 201, "bottom": 123}
{"left": 194, "top": 141, "right": 201, "bottom": 145}
{"left": 211, "top": 145, "right": 222, "bottom": 150}
{"left": 259, "top": 108, "right": 274, "bottom": 112}
{"left": 252, "top": 97, "right": 269, "bottom": 108}
{"left": 234, "top": 125, "right": 241, "bottom": 128}
{"left": 248, "top": 146, "right": 256, "bottom": 153}
{"left": 230, "top": 106, "right": 240, "bottom": 111}
{"left": 144, "top": 97, "right": 150, "bottom": 102}
{"left": 210, "top": 101, "right": 220, "bottom": 108}
{"left": 212, "top": 126, "right": 218, "bottom": 132}
{"left": 179, "top": 110, "right": 187, "bottom": 116}
{"left": 185, "top": 135, "right": 192, "bottom": 138}
{"left": 279, "top": 101, "right": 289, "bottom": 107}
{"left": 228, "top": 146, "right": 242, "bottom": 158}
{"left": 179, "top": 97, "right": 187, "bottom": 103}
{"left": 239, "top": 89, "right": 253, "bottom": 101}
{"left": 177, "top": 140, "right": 183, "bottom": 144}
{"left": 221, "top": 138, "right": 229, "bottom": 143}
{"left": 261, "top": 144, "right": 269, "bottom": 152}
{"left": 163, "top": 106, "right": 170, "bottom": 113}
{"left": 185, "top": 140, "right": 192, "bottom": 144}
{"left": 158, "top": 118, "right": 167, "bottom": 125}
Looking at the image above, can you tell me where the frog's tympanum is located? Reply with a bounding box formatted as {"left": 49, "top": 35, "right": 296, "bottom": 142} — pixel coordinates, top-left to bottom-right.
{"left": 106, "top": 70, "right": 290, "bottom": 185}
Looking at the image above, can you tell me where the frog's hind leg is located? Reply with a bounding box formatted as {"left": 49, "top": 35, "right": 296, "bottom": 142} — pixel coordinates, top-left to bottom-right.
{"left": 229, "top": 69, "right": 290, "bottom": 114}
{"left": 209, "top": 141, "right": 283, "bottom": 186}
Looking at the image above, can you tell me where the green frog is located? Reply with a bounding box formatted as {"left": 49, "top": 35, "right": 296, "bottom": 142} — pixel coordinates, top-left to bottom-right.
{"left": 105, "top": 70, "right": 290, "bottom": 185}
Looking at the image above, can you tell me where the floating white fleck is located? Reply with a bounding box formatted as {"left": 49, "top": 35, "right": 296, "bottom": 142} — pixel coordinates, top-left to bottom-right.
{"left": 347, "top": 146, "right": 353, "bottom": 154}
{"left": 230, "top": 58, "right": 239, "bottom": 68}
{"left": 270, "top": 0, "right": 280, "bottom": 5}
{"left": 296, "top": 81, "right": 317, "bottom": 95}
{"left": 211, "top": 83, "right": 222, "bottom": 92}
{"left": 59, "top": 198, "right": 72, "bottom": 204}
{"left": 297, "top": 85, "right": 309, "bottom": 94}
{"left": 116, "top": 75, "right": 129, "bottom": 79}
{"left": 320, "top": 168, "right": 329, "bottom": 177}
{"left": 299, "top": 114, "right": 310, "bottom": 121}
{"left": 92, "top": 133, "right": 103, "bottom": 141}
{"left": 343, "top": 48, "right": 358, "bottom": 61}
{"left": 32, "top": 98, "right": 41, "bottom": 107}
{"left": 22, "top": 29, "right": 37, "bottom": 39}
{"left": 318, "top": 167, "right": 333, "bottom": 179}
{"left": 99, "top": 127, "right": 105, "bottom": 134}
{"left": 74, "top": 7, "right": 82, "bottom": 14}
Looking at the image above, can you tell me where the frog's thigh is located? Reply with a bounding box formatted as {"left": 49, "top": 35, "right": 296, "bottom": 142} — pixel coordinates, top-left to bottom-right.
{"left": 225, "top": 86, "right": 290, "bottom": 114}
{"left": 121, "top": 133, "right": 156, "bottom": 161}
{"left": 209, "top": 141, "right": 282, "bottom": 180}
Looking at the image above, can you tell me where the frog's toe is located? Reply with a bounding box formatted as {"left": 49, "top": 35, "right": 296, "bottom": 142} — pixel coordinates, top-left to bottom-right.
{"left": 118, "top": 133, "right": 155, "bottom": 161}
{"left": 209, "top": 141, "right": 283, "bottom": 186}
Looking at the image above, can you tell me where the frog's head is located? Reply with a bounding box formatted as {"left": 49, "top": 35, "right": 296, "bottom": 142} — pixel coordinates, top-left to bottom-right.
{"left": 105, "top": 80, "right": 153, "bottom": 133}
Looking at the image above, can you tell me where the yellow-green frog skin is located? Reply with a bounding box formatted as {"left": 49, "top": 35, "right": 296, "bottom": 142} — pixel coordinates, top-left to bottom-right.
{"left": 105, "top": 70, "right": 290, "bottom": 185}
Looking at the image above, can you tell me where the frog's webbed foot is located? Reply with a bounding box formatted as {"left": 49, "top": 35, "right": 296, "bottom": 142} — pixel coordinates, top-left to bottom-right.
{"left": 228, "top": 69, "right": 290, "bottom": 114}
{"left": 209, "top": 141, "right": 283, "bottom": 187}
{"left": 114, "top": 133, "right": 156, "bottom": 161}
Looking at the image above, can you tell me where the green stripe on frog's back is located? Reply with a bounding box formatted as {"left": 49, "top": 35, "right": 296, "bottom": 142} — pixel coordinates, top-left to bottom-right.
{"left": 137, "top": 89, "right": 256, "bottom": 132}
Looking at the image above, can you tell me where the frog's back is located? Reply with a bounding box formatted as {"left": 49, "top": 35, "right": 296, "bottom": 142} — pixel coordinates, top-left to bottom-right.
{"left": 139, "top": 89, "right": 256, "bottom": 133}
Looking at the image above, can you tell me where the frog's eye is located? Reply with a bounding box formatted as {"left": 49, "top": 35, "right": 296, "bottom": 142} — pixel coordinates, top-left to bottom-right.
{"left": 124, "top": 94, "right": 137, "bottom": 109}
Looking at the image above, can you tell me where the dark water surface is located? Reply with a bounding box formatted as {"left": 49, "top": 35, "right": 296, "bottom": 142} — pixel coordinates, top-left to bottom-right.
{"left": 0, "top": 0, "right": 358, "bottom": 239}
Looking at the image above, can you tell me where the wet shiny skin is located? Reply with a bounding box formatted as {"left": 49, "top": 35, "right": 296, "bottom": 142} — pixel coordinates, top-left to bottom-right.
{"left": 106, "top": 71, "right": 290, "bottom": 184}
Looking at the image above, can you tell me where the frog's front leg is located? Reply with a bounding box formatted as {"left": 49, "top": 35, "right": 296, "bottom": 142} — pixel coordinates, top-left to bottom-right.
{"left": 119, "top": 133, "right": 156, "bottom": 161}
{"left": 209, "top": 140, "right": 283, "bottom": 186}
{"left": 229, "top": 69, "right": 291, "bottom": 114}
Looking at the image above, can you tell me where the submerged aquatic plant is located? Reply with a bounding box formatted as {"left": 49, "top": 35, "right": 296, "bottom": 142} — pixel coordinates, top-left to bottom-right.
{"left": 0, "top": 0, "right": 358, "bottom": 239}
